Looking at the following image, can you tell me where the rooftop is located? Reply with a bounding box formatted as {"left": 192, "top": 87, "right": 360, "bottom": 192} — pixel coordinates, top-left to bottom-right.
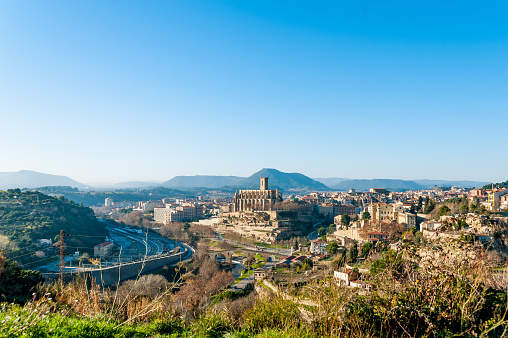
{"left": 95, "top": 241, "right": 113, "bottom": 247}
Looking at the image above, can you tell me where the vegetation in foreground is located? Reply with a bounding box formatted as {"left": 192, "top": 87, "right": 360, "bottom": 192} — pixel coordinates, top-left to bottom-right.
{"left": 1, "top": 236, "right": 508, "bottom": 337}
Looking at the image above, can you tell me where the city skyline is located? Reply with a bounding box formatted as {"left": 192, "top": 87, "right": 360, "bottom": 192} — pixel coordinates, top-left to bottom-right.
{"left": 1, "top": 1, "right": 507, "bottom": 183}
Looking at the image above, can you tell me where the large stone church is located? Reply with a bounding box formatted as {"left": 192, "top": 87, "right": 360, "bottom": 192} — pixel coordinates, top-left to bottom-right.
{"left": 231, "top": 177, "right": 283, "bottom": 212}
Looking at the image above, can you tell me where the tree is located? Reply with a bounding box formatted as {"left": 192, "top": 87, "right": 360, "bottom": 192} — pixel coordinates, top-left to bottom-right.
{"left": 326, "top": 242, "right": 339, "bottom": 255}
{"left": 293, "top": 239, "right": 299, "bottom": 251}
{"left": 360, "top": 242, "right": 372, "bottom": 258}
{"left": 424, "top": 198, "right": 436, "bottom": 214}
{"left": 327, "top": 224, "right": 336, "bottom": 234}
{"left": 341, "top": 214, "right": 351, "bottom": 226}
{"left": 318, "top": 227, "right": 326, "bottom": 237}
{"left": 409, "top": 203, "right": 416, "bottom": 214}
{"left": 333, "top": 248, "right": 348, "bottom": 269}
{"left": 417, "top": 196, "right": 423, "bottom": 213}
{"left": 349, "top": 241, "right": 358, "bottom": 262}
{"left": 438, "top": 205, "right": 451, "bottom": 216}
{"left": 302, "top": 258, "right": 313, "bottom": 270}
{"left": 479, "top": 205, "right": 486, "bottom": 214}
{"left": 362, "top": 211, "right": 371, "bottom": 220}
{"left": 470, "top": 203, "right": 477, "bottom": 213}
{"left": 460, "top": 204, "right": 469, "bottom": 214}
{"left": 0, "top": 257, "right": 44, "bottom": 304}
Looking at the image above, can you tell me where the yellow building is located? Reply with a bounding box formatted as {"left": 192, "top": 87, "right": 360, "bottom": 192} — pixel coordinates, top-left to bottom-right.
{"left": 488, "top": 189, "right": 508, "bottom": 211}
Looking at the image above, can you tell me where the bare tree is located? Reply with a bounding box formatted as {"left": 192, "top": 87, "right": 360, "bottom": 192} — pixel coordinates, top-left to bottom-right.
{"left": 198, "top": 256, "right": 220, "bottom": 280}
{"left": 116, "top": 274, "right": 169, "bottom": 300}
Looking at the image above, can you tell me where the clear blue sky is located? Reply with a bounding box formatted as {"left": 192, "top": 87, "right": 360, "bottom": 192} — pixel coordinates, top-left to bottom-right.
{"left": 0, "top": 1, "right": 506, "bottom": 184}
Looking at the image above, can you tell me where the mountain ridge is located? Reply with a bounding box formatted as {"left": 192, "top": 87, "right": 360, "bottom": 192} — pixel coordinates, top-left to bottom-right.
{"left": 161, "top": 175, "right": 244, "bottom": 189}
{"left": 330, "top": 179, "right": 425, "bottom": 192}
{"left": 233, "top": 168, "right": 329, "bottom": 192}
{"left": 0, "top": 170, "right": 86, "bottom": 190}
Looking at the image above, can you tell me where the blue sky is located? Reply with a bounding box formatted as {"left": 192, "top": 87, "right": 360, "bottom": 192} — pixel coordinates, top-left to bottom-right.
{"left": 0, "top": 1, "right": 506, "bottom": 184}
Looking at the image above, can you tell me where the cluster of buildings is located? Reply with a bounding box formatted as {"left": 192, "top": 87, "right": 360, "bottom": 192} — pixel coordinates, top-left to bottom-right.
{"left": 102, "top": 197, "right": 226, "bottom": 225}
{"left": 366, "top": 202, "right": 417, "bottom": 228}
{"left": 153, "top": 203, "right": 206, "bottom": 224}
{"left": 472, "top": 187, "right": 508, "bottom": 211}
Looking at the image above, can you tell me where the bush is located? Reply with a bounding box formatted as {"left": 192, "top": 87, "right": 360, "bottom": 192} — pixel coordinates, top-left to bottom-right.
{"left": 243, "top": 296, "right": 301, "bottom": 333}
{"left": 192, "top": 309, "right": 236, "bottom": 338}
{"left": 0, "top": 258, "right": 43, "bottom": 304}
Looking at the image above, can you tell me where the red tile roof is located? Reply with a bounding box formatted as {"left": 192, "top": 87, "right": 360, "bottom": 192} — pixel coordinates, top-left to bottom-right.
{"left": 95, "top": 241, "right": 113, "bottom": 247}
{"left": 367, "top": 231, "right": 388, "bottom": 235}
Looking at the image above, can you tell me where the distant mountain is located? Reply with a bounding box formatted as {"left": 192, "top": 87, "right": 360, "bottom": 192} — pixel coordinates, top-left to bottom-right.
{"left": 113, "top": 181, "right": 162, "bottom": 189}
{"left": 313, "top": 177, "right": 350, "bottom": 186}
{"left": 161, "top": 175, "right": 245, "bottom": 189}
{"left": 331, "top": 179, "right": 425, "bottom": 192}
{"left": 0, "top": 170, "right": 86, "bottom": 190}
{"left": 235, "top": 168, "right": 329, "bottom": 192}
{"left": 414, "top": 179, "right": 490, "bottom": 189}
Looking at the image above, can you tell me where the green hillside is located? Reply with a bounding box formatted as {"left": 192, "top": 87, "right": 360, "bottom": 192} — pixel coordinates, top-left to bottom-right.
{"left": 483, "top": 180, "right": 508, "bottom": 190}
{"left": 0, "top": 189, "right": 107, "bottom": 267}
{"left": 35, "top": 186, "right": 198, "bottom": 207}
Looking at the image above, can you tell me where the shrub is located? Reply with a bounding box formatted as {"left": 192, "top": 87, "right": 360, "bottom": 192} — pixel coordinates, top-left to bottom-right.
{"left": 243, "top": 295, "right": 301, "bottom": 333}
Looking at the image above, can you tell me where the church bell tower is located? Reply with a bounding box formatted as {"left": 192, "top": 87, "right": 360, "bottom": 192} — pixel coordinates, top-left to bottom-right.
{"left": 260, "top": 177, "right": 268, "bottom": 191}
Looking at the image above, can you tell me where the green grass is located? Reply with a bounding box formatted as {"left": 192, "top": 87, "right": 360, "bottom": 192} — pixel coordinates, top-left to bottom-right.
{"left": 208, "top": 240, "right": 220, "bottom": 247}
{"left": 251, "top": 261, "right": 266, "bottom": 269}
{"left": 233, "top": 272, "right": 250, "bottom": 285}
{"left": 0, "top": 303, "right": 311, "bottom": 338}
{"left": 255, "top": 242, "right": 287, "bottom": 249}
{"left": 233, "top": 261, "right": 266, "bottom": 285}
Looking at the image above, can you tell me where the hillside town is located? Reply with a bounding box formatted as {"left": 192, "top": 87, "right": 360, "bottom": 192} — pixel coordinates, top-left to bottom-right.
{"left": 92, "top": 177, "right": 508, "bottom": 285}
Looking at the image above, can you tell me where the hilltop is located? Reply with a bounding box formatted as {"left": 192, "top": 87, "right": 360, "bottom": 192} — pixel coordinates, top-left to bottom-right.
{"left": 161, "top": 175, "right": 244, "bottom": 188}
{"left": 234, "top": 168, "right": 329, "bottom": 192}
{"left": 0, "top": 170, "right": 86, "bottom": 190}
{"left": 159, "top": 169, "right": 330, "bottom": 192}
{"left": 416, "top": 179, "right": 490, "bottom": 189}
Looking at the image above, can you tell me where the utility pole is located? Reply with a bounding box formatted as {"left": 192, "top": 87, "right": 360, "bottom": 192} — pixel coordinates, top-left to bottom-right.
{"left": 53, "top": 230, "right": 67, "bottom": 285}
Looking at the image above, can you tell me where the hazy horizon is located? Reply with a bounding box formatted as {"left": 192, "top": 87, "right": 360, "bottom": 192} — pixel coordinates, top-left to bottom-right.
{"left": 1, "top": 1, "right": 506, "bottom": 183}
{"left": 0, "top": 169, "right": 495, "bottom": 187}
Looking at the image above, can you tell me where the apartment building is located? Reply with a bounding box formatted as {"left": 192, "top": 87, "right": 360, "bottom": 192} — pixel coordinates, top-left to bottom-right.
{"left": 488, "top": 189, "right": 508, "bottom": 211}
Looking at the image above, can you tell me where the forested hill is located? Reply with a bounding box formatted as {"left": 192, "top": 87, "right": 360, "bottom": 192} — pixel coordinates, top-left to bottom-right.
{"left": 483, "top": 180, "right": 508, "bottom": 190}
{"left": 35, "top": 186, "right": 198, "bottom": 207}
{"left": 0, "top": 189, "right": 107, "bottom": 267}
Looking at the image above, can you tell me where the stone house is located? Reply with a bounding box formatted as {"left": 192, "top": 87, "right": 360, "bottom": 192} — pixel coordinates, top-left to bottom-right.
{"left": 254, "top": 268, "right": 267, "bottom": 280}
{"left": 334, "top": 268, "right": 359, "bottom": 286}
{"left": 366, "top": 231, "right": 389, "bottom": 245}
